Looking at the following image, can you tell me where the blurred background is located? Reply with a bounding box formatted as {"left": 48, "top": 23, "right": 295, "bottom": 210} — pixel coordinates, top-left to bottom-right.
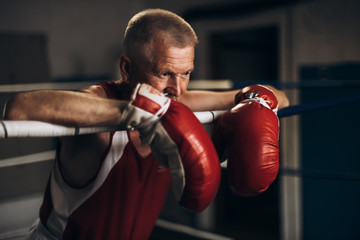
{"left": 0, "top": 0, "right": 360, "bottom": 239}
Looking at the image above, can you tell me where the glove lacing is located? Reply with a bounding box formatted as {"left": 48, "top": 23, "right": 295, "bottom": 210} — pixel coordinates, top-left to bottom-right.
{"left": 241, "top": 97, "right": 272, "bottom": 110}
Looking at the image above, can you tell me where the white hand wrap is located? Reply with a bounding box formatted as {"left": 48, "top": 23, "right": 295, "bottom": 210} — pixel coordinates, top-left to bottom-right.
{"left": 121, "top": 83, "right": 171, "bottom": 133}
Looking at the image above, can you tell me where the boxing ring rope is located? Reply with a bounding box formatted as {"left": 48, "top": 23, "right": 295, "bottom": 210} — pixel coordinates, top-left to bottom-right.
{"left": 0, "top": 111, "right": 227, "bottom": 138}
{"left": 1, "top": 94, "right": 360, "bottom": 138}
{"left": 279, "top": 168, "right": 360, "bottom": 182}
{"left": 276, "top": 94, "right": 360, "bottom": 118}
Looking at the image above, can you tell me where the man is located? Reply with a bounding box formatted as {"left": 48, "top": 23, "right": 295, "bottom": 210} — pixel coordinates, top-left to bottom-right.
{"left": 4, "top": 9, "right": 289, "bottom": 240}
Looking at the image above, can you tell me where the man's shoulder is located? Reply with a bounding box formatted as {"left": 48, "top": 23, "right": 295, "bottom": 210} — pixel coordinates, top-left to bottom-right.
{"left": 99, "top": 80, "right": 131, "bottom": 100}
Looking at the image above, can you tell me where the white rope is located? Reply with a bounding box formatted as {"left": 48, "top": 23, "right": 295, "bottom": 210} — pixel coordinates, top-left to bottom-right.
{"left": 0, "top": 218, "right": 234, "bottom": 240}
{"left": 155, "top": 219, "right": 234, "bottom": 240}
{"left": 0, "top": 150, "right": 55, "bottom": 168}
{"left": 0, "top": 110, "right": 226, "bottom": 138}
{"left": 194, "top": 110, "right": 226, "bottom": 124}
{"left": 0, "top": 121, "right": 117, "bottom": 138}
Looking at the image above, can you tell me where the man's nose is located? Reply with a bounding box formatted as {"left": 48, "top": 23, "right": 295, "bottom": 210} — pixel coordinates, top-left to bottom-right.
{"left": 168, "top": 75, "right": 183, "bottom": 97}
{"left": 174, "top": 77, "right": 183, "bottom": 97}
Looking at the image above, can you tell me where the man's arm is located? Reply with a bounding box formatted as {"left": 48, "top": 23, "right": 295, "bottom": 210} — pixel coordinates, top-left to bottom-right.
{"left": 179, "top": 85, "right": 289, "bottom": 112}
{"left": 3, "top": 85, "right": 127, "bottom": 127}
{"left": 262, "top": 85, "right": 289, "bottom": 109}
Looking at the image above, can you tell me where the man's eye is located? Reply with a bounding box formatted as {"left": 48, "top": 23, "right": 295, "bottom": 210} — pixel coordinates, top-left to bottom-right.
{"left": 162, "top": 73, "right": 170, "bottom": 77}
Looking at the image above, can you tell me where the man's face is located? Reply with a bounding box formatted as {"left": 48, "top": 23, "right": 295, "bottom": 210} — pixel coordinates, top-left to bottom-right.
{"left": 129, "top": 39, "right": 194, "bottom": 100}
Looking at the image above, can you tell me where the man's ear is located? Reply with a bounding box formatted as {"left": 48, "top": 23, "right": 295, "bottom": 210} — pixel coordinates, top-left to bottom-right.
{"left": 119, "top": 54, "right": 131, "bottom": 83}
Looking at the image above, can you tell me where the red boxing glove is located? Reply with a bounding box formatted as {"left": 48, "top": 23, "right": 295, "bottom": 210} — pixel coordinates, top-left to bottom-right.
{"left": 212, "top": 85, "right": 279, "bottom": 197}
{"left": 152, "top": 101, "right": 221, "bottom": 212}
{"left": 123, "top": 83, "right": 221, "bottom": 212}
{"left": 234, "top": 84, "right": 279, "bottom": 111}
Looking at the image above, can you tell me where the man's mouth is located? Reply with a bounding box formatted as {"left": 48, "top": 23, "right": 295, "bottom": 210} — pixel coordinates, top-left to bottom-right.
{"left": 163, "top": 92, "right": 177, "bottom": 100}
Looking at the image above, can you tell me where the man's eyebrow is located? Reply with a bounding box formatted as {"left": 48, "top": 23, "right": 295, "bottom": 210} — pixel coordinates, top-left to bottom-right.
{"left": 182, "top": 67, "right": 194, "bottom": 73}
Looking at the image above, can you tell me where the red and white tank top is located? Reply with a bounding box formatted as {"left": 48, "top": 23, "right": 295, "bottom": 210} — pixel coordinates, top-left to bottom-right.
{"left": 31, "top": 81, "right": 171, "bottom": 240}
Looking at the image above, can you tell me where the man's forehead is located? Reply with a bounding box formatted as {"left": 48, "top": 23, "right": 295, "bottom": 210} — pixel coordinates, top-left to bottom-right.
{"left": 154, "top": 45, "right": 194, "bottom": 61}
{"left": 149, "top": 46, "right": 194, "bottom": 69}
{"left": 154, "top": 57, "right": 194, "bottom": 72}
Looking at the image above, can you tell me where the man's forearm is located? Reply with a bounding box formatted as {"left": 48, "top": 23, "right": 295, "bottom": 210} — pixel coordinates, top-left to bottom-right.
{"left": 3, "top": 90, "right": 127, "bottom": 127}
{"left": 179, "top": 90, "right": 239, "bottom": 112}
{"left": 263, "top": 85, "right": 290, "bottom": 109}
{"left": 180, "top": 85, "right": 289, "bottom": 112}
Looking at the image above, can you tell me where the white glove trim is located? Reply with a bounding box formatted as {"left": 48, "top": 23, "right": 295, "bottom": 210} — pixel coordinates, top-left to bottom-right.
{"left": 124, "top": 83, "right": 171, "bottom": 131}
{"left": 150, "top": 123, "right": 185, "bottom": 201}
{"left": 134, "top": 99, "right": 170, "bottom": 129}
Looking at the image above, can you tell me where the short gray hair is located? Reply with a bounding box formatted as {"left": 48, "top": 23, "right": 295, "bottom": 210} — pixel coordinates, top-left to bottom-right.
{"left": 124, "top": 9, "right": 198, "bottom": 65}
